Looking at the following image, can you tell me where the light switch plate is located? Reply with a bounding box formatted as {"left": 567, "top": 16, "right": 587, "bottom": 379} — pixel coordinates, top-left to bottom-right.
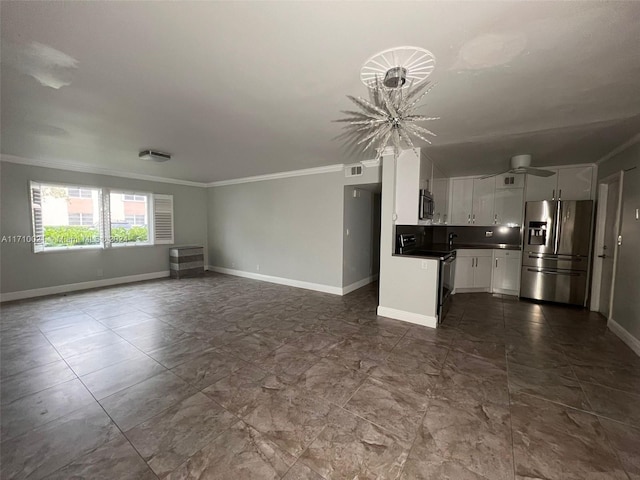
{"left": 421, "top": 260, "right": 429, "bottom": 270}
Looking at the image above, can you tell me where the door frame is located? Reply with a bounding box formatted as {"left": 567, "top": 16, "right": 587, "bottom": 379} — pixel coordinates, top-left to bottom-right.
{"left": 590, "top": 172, "right": 623, "bottom": 316}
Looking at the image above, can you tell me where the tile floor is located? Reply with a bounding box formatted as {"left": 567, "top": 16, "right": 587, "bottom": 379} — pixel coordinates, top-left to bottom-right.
{"left": 1, "top": 273, "right": 639, "bottom": 479}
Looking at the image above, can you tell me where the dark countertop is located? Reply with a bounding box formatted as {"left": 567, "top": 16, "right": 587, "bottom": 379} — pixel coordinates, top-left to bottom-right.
{"left": 394, "top": 243, "right": 521, "bottom": 260}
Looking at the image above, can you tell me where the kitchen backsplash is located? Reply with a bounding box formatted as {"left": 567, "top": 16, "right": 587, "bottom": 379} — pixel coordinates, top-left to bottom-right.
{"left": 396, "top": 225, "right": 522, "bottom": 248}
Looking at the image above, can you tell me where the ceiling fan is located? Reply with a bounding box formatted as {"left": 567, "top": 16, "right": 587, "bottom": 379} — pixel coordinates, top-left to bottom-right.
{"left": 483, "top": 154, "right": 555, "bottom": 179}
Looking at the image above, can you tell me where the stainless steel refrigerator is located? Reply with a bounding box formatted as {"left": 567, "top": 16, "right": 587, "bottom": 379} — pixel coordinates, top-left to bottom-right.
{"left": 520, "top": 200, "right": 593, "bottom": 306}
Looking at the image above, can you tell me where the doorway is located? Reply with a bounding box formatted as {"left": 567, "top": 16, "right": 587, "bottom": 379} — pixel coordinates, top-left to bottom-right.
{"left": 342, "top": 183, "right": 382, "bottom": 293}
{"left": 591, "top": 173, "right": 622, "bottom": 317}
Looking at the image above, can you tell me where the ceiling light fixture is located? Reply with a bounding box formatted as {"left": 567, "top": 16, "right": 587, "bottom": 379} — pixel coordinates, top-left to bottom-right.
{"left": 336, "top": 46, "right": 439, "bottom": 158}
{"left": 139, "top": 150, "right": 171, "bottom": 162}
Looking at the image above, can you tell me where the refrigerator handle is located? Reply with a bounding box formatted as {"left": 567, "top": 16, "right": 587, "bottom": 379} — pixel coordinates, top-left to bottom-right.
{"left": 553, "top": 201, "right": 562, "bottom": 255}
{"left": 559, "top": 189, "right": 562, "bottom": 200}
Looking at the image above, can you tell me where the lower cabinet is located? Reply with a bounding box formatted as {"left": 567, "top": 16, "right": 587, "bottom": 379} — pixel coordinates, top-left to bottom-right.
{"left": 454, "top": 249, "right": 493, "bottom": 292}
{"left": 492, "top": 250, "right": 522, "bottom": 296}
{"left": 454, "top": 249, "right": 522, "bottom": 296}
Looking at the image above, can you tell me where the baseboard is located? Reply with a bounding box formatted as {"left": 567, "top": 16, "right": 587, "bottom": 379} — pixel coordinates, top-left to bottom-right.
{"left": 453, "top": 287, "right": 491, "bottom": 294}
{"left": 608, "top": 318, "right": 640, "bottom": 357}
{"left": 0, "top": 271, "right": 170, "bottom": 303}
{"left": 342, "top": 274, "right": 379, "bottom": 295}
{"left": 377, "top": 306, "right": 438, "bottom": 328}
{"left": 491, "top": 288, "right": 519, "bottom": 296}
{"left": 208, "top": 266, "right": 343, "bottom": 296}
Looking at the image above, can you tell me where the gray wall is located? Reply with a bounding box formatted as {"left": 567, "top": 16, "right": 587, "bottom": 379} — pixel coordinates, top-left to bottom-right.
{"left": 597, "top": 141, "right": 640, "bottom": 343}
{"left": 207, "top": 166, "right": 381, "bottom": 290}
{"left": 208, "top": 172, "right": 345, "bottom": 288}
{"left": 0, "top": 162, "right": 208, "bottom": 294}
{"left": 342, "top": 185, "right": 380, "bottom": 287}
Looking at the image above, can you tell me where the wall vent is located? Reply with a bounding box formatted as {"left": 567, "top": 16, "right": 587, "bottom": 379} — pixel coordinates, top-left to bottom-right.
{"left": 345, "top": 164, "right": 363, "bottom": 177}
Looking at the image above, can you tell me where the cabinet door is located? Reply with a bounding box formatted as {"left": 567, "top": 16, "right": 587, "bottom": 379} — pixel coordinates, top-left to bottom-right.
{"left": 395, "top": 152, "right": 420, "bottom": 224}
{"left": 454, "top": 255, "right": 475, "bottom": 289}
{"left": 557, "top": 166, "right": 593, "bottom": 201}
{"left": 472, "top": 177, "right": 495, "bottom": 225}
{"left": 450, "top": 178, "right": 473, "bottom": 225}
{"left": 525, "top": 171, "right": 558, "bottom": 201}
{"left": 474, "top": 256, "right": 493, "bottom": 289}
{"left": 494, "top": 188, "right": 524, "bottom": 226}
{"left": 431, "top": 178, "right": 449, "bottom": 224}
{"left": 502, "top": 256, "right": 521, "bottom": 292}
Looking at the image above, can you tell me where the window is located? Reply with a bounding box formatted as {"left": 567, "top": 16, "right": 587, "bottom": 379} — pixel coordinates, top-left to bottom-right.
{"left": 68, "top": 213, "right": 94, "bottom": 226}
{"left": 109, "top": 191, "right": 150, "bottom": 245}
{"left": 30, "top": 182, "right": 174, "bottom": 252}
{"left": 122, "top": 194, "right": 146, "bottom": 202}
{"left": 68, "top": 188, "right": 93, "bottom": 198}
{"left": 124, "top": 214, "right": 146, "bottom": 225}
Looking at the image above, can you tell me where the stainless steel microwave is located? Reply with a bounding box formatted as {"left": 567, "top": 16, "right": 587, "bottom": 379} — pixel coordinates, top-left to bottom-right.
{"left": 419, "top": 189, "right": 435, "bottom": 220}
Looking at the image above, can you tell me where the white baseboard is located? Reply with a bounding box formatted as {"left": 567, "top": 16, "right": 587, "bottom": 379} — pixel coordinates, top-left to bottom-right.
{"left": 0, "top": 271, "right": 170, "bottom": 303}
{"left": 342, "top": 274, "right": 379, "bottom": 295}
{"left": 377, "top": 306, "right": 438, "bottom": 329}
{"left": 608, "top": 318, "right": 640, "bottom": 357}
{"left": 453, "top": 287, "right": 491, "bottom": 294}
{"left": 208, "top": 266, "right": 343, "bottom": 296}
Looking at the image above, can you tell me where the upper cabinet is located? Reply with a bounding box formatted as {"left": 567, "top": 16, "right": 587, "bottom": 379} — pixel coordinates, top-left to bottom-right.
{"left": 494, "top": 174, "right": 524, "bottom": 226}
{"left": 525, "top": 166, "right": 594, "bottom": 202}
{"left": 394, "top": 150, "right": 421, "bottom": 224}
{"left": 431, "top": 178, "right": 449, "bottom": 224}
{"left": 450, "top": 177, "right": 495, "bottom": 225}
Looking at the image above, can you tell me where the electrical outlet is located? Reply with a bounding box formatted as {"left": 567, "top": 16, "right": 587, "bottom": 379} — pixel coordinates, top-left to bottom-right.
{"left": 485, "top": 231, "right": 493, "bottom": 237}
{"left": 421, "top": 260, "right": 429, "bottom": 270}
{"left": 346, "top": 228, "right": 350, "bottom": 236}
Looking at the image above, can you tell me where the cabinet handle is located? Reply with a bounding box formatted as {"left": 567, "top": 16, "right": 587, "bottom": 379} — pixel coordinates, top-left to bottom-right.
{"left": 494, "top": 214, "right": 498, "bottom": 224}
{"left": 472, "top": 214, "right": 476, "bottom": 224}
{"left": 495, "top": 258, "right": 498, "bottom": 268}
{"left": 468, "top": 214, "right": 471, "bottom": 224}
{"left": 552, "top": 189, "right": 555, "bottom": 201}
{"left": 559, "top": 189, "right": 562, "bottom": 200}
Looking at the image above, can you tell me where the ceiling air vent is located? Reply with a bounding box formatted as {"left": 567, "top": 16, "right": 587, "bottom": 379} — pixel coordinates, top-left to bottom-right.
{"left": 345, "top": 164, "right": 363, "bottom": 177}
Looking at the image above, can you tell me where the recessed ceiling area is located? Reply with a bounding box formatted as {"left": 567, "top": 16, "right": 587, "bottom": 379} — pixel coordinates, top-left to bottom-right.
{"left": 1, "top": 1, "right": 639, "bottom": 182}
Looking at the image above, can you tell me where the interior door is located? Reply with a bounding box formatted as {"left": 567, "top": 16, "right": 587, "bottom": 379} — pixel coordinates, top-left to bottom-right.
{"left": 611, "top": 168, "right": 639, "bottom": 333}
{"left": 598, "top": 178, "right": 621, "bottom": 317}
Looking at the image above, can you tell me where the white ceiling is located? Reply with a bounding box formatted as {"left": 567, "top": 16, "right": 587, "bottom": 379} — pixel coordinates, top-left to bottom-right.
{"left": 2, "top": 1, "right": 639, "bottom": 182}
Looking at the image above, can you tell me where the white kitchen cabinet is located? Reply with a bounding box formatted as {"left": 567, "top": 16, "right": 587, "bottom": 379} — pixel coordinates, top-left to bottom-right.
{"left": 525, "top": 165, "right": 594, "bottom": 202}
{"left": 450, "top": 178, "right": 473, "bottom": 225}
{"left": 454, "top": 249, "right": 493, "bottom": 293}
{"left": 449, "top": 178, "right": 496, "bottom": 225}
{"left": 557, "top": 166, "right": 593, "bottom": 201}
{"left": 494, "top": 187, "right": 524, "bottom": 226}
{"left": 472, "top": 177, "right": 496, "bottom": 225}
{"left": 394, "top": 151, "right": 420, "bottom": 224}
{"left": 492, "top": 250, "right": 522, "bottom": 296}
{"left": 431, "top": 177, "right": 449, "bottom": 224}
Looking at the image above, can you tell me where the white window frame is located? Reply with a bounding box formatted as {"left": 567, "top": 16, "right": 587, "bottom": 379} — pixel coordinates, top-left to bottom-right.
{"left": 68, "top": 212, "right": 94, "bottom": 226}
{"left": 29, "top": 181, "right": 174, "bottom": 253}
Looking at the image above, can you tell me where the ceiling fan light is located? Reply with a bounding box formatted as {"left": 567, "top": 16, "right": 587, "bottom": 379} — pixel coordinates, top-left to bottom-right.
{"left": 511, "top": 154, "right": 532, "bottom": 169}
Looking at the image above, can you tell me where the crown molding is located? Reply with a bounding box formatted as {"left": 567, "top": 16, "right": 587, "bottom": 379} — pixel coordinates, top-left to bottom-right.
{"left": 595, "top": 133, "right": 640, "bottom": 165}
{"left": 1, "top": 154, "right": 381, "bottom": 189}
{"left": 207, "top": 164, "right": 345, "bottom": 187}
{"left": 0, "top": 154, "right": 208, "bottom": 187}
{"left": 361, "top": 158, "right": 381, "bottom": 168}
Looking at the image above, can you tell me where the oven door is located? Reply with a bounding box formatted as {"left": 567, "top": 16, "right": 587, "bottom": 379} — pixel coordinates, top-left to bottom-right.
{"left": 438, "top": 253, "right": 456, "bottom": 324}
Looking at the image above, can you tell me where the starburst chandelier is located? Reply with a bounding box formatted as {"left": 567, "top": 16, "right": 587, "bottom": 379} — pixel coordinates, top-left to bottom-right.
{"left": 336, "top": 47, "right": 439, "bottom": 158}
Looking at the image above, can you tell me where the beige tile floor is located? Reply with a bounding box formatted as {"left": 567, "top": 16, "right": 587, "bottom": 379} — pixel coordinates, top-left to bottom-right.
{"left": 1, "top": 273, "right": 639, "bottom": 479}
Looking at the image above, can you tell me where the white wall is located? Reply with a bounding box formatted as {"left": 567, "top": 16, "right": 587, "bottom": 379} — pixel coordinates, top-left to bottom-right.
{"left": 0, "top": 161, "right": 208, "bottom": 297}
{"left": 342, "top": 185, "right": 380, "bottom": 289}
{"left": 378, "top": 150, "right": 439, "bottom": 327}
{"left": 597, "top": 140, "right": 640, "bottom": 352}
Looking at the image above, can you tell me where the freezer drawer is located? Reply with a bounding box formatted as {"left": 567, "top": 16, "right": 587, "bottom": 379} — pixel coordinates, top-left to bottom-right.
{"left": 522, "top": 252, "right": 588, "bottom": 271}
{"left": 520, "top": 266, "right": 588, "bottom": 306}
